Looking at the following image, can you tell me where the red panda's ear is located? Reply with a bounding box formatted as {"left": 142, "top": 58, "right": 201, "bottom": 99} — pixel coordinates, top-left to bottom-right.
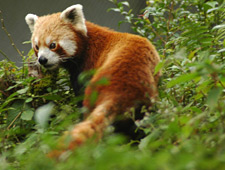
{"left": 25, "top": 14, "right": 38, "bottom": 33}
{"left": 60, "top": 4, "right": 87, "bottom": 36}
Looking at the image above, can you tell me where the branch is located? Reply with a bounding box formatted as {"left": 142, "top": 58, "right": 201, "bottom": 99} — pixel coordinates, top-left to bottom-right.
{"left": 7, "top": 111, "right": 22, "bottom": 130}
{"left": 0, "top": 10, "right": 23, "bottom": 59}
{"left": 0, "top": 49, "right": 11, "bottom": 61}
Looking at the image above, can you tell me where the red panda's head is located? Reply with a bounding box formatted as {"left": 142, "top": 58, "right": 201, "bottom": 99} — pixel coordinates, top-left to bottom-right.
{"left": 25, "top": 4, "right": 87, "bottom": 70}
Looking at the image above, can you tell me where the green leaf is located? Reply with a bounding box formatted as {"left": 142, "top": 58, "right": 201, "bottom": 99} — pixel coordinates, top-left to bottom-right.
{"left": 14, "top": 133, "right": 38, "bottom": 156}
{"left": 139, "top": 129, "right": 161, "bottom": 150}
{"left": 206, "top": 87, "right": 222, "bottom": 109}
{"left": 25, "top": 97, "right": 33, "bottom": 103}
{"left": 207, "top": 7, "right": 218, "bottom": 13}
{"left": 7, "top": 100, "right": 24, "bottom": 125}
{"left": 90, "top": 91, "right": 99, "bottom": 107}
{"left": 17, "top": 87, "right": 29, "bottom": 94}
{"left": 187, "top": 49, "right": 199, "bottom": 60}
{"left": 35, "top": 102, "right": 55, "bottom": 129}
{"left": 22, "top": 41, "right": 31, "bottom": 44}
{"left": 154, "top": 60, "right": 164, "bottom": 75}
{"left": 95, "top": 77, "right": 110, "bottom": 86}
{"left": 206, "top": 1, "right": 218, "bottom": 8}
{"left": 21, "top": 109, "right": 34, "bottom": 121}
{"left": 0, "top": 95, "right": 17, "bottom": 111}
{"left": 182, "top": 125, "right": 193, "bottom": 139}
{"left": 107, "top": 8, "right": 120, "bottom": 12}
{"left": 217, "top": 48, "right": 225, "bottom": 53}
{"left": 212, "top": 24, "right": 225, "bottom": 31}
{"left": 167, "top": 73, "right": 199, "bottom": 88}
{"left": 42, "top": 94, "right": 62, "bottom": 100}
{"left": 121, "top": 2, "right": 129, "bottom": 7}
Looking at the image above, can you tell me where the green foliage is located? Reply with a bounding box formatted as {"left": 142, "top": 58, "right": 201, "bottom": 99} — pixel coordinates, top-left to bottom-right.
{"left": 0, "top": 57, "right": 80, "bottom": 158}
{"left": 0, "top": 0, "right": 225, "bottom": 169}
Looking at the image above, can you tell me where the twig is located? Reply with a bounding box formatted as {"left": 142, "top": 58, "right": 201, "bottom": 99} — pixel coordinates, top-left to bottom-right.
{"left": 0, "top": 89, "right": 9, "bottom": 97}
{"left": 167, "top": 1, "right": 174, "bottom": 32}
{"left": 0, "top": 49, "right": 11, "bottom": 61}
{"left": 219, "top": 80, "right": 225, "bottom": 89}
{"left": 7, "top": 111, "right": 22, "bottom": 130}
{"left": 0, "top": 10, "right": 23, "bottom": 59}
{"left": 146, "top": 24, "right": 167, "bottom": 45}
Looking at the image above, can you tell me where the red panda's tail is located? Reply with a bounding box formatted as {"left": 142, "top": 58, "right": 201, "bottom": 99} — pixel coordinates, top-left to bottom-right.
{"left": 69, "top": 99, "right": 116, "bottom": 149}
{"left": 48, "top": 98, "right": 116, "bottom": 159}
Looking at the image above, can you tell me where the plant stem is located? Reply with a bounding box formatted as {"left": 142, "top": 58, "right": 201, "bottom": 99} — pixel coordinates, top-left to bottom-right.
{"left": 0, "top": 10, "right": 23, "bottom": 59}
{"left": 0, "top": 49, "right": 11, "bottom": 61}
{"left": 7, "top": 112, "right": 22, "bottom": 130}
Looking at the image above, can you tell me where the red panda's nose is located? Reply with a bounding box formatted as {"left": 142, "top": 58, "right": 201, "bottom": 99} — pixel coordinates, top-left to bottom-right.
{"left": 39, "top": 56, "right": 48, "bottom": 65}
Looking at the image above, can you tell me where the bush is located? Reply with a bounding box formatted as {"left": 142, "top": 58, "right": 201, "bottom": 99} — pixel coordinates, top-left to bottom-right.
{"left": 0, "top": 0, "right": 225, "bottom": 169}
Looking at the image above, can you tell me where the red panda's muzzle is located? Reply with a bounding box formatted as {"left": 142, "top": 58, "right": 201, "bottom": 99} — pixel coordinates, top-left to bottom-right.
{"left": 38, "top": 56, "right": 48, "bottom": 65}
{"left": 36, "top": 47, "right": 61, "bottom": 70}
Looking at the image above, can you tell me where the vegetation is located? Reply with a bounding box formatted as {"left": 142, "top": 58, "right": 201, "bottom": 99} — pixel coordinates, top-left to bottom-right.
{"left": 0, "top": 0, "right": 225, "bottom": 169}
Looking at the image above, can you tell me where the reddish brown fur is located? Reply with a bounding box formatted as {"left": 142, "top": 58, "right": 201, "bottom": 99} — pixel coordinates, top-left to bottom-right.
{"left": 83, "top": 22, "right": 160, "bottom": 109}
{"left": 30, "top": 12, "right": 160, "bottom": 158}
{"left": 65, "top": 22, "right": 160, "bottom": 152}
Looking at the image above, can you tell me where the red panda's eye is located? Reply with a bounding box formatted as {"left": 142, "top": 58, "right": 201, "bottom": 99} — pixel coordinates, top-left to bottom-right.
{"left": 35, "top": 45, "right": 39, "bottom": 51}
{"left": 49, "top": 43, "right": 56, "bottom": 50}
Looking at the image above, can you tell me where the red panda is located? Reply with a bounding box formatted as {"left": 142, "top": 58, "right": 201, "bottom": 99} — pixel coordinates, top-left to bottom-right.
{"left": 25, "top": 4, "right": 160, "bottom": 157}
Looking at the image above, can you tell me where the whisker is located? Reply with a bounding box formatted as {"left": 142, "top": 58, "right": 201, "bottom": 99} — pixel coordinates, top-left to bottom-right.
{"left": 60, "top": 57, "right": 74, "bottom": 62}
{"left": 28, "top": 60, "right": 39, "bottom": 66}
{"left": 23, "top": 61, "right": 37, "bottom": 64}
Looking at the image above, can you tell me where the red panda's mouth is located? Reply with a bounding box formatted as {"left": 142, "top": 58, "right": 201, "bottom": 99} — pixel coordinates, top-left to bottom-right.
{"left": 42, "top": 64, "right": 58, "bottom": 70}
{"left": 44, "top": 64, "right": 54, "bottom": 68}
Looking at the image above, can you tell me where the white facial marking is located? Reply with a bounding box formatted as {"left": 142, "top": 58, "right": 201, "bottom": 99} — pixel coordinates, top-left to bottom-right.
{"left": 45, "top": 36, "right": 52, "bottom": 45}
{"left": 34, "top": 37, "right": 38, "bottom": 46}
{"left": 59, "top": 39, "right": 77, "bottom": 56}
{"left": 38, "top": 47, "right": 60, "bottom": 70}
